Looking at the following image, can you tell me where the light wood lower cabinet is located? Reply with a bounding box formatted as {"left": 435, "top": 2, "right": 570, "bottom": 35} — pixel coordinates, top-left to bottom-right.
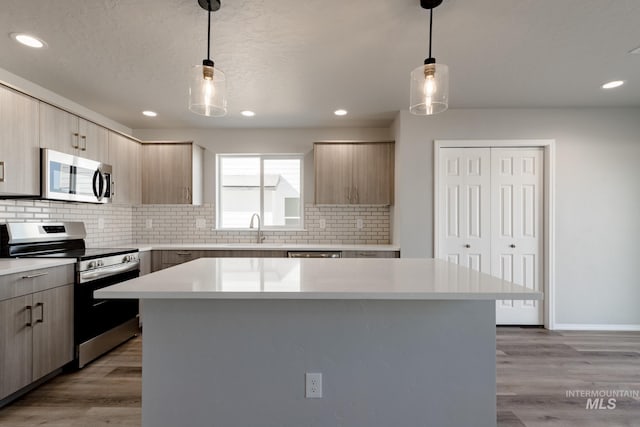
{"left": 158, "top": 250, "right": 289, "bottom": 270}
{"left": 31, "top": 285, "right": 74, "bottom": 381}
{"left": 151, "top": 249, "right": 399, "bottom": 271}
{"left": 341, "top": 250, "right": 400, "bottom": 258}
{"left": 0, "top": 266, "right": 74, "bottom": 402}
{"left": 0, "top": 295, "right": 33, "bottom": 400}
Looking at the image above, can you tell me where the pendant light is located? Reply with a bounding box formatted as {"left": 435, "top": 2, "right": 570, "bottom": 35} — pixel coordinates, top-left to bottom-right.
{"left": 189, "top": 0, "right": 227, "bottom": 117}
{"left": 410, "top": 0, "right": 448, "bottom": 115}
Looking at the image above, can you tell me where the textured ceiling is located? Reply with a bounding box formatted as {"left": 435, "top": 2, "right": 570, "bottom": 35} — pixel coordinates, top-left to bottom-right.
{"left": 1, "top": 0, "right": 639, "bottom": 129}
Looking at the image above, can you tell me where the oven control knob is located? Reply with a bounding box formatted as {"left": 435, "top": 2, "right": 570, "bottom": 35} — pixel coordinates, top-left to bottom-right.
{"left": 123, "top": 255, "right": 130, "bottom": 263}
{"left": 87, "top": 261, "right": 96, "bottom": 269}
{"left": 98, "top": 260, "right": 104, "bottom": 267}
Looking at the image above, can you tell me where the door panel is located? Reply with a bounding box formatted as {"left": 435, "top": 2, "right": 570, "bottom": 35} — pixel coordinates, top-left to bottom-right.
{"left": 32, "top": 285, "right": 74, "bottom": 380}
{"left": 438, "top": 146, "right": 544, "bottom": 325}
{"left": 438, "top": 148, "right": 491, "bottom": 273}
{"left": 491, "top": 148, "right": 543, "bottom": 325}
{"left": 0, "top": 295, "right": 33, "bottom": 399}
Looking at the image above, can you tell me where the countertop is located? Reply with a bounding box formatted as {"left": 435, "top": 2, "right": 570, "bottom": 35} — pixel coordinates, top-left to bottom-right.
{"left": 135, "top": 243, "right": 400, "bottom": 252}
{"left": 95, "top": 257, "right": 542, "bottom": 301}
{"left": 0, "top": 258, "right": 76, "bottom": 275}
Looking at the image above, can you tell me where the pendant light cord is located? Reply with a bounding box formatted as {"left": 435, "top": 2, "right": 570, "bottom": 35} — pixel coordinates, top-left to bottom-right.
{"left": 207, "top": 0, "right": 212, "bottom": 61}
{"left": 428, "top": 7, "right": 433, "bottom": 59}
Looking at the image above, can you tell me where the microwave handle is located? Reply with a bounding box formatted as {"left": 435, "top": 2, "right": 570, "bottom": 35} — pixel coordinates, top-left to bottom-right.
{"left": 92, "top": 170, "right": 101, "bottom": 199}
{"left": 92, "top": 170, "right": 107, "bottom": 201}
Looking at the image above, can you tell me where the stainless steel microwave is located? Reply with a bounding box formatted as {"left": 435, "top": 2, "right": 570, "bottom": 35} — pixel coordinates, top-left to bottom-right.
{"left": 42, "top": 149, "right": 113, "bottom": 204}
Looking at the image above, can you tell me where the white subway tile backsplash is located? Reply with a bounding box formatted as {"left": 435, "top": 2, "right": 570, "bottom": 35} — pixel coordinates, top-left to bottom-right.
{"left": 0, "top": 200, "right": 390, "bottom": 246}
{"left": 132, "top": 203, "right": 390, "bottom": 244}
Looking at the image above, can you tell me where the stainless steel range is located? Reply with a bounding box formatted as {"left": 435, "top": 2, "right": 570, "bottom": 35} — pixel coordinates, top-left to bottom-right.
{"left": 0, "top": 222, "right": 139, "bottom": 368}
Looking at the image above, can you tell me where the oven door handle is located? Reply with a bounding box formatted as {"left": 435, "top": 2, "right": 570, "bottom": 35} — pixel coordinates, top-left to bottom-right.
{"left": 79, "top": 263, "right": 138, "bottom": 283}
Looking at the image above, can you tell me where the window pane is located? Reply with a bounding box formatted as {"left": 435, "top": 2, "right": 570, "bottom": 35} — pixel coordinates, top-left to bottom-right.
{"left": 263, "top": 158, "right": 301, "bottom": 227}
{"left": 219, "top": 157, "right": 261, "bottom": 228}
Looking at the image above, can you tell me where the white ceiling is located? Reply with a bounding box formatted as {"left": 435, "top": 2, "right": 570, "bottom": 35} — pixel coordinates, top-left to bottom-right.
{"left": 1, "top": 0, "right": 639, "bottom": 129}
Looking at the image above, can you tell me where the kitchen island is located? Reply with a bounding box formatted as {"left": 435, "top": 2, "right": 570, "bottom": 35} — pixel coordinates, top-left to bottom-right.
{"left": 96, "top": 257, "right": 541, "bottom": 427}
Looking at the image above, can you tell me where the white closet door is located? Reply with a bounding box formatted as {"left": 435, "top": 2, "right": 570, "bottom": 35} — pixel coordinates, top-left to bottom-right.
{"left": 438, "top": 148, "right": 491, "bottom": 272}
{"left": 491, "top": 148, "right": 543, "bottom": 324}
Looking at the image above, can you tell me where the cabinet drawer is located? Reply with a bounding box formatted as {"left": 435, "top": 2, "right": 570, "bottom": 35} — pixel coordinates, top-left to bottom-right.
{"left": 161, "top": 250, "right": 210, "bottom": 264}
{"left": 0, "top": 265, "right": 74, "bottom": 302}
{"left": 341, "top": 250, "right": 400, "bottom": 258}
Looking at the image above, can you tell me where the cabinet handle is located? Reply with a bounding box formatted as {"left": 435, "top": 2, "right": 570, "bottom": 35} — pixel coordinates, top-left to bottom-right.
{"left": 509, "top": 244, "right": 516, "bottom": 248}
{"left": 464, "top": 244, "right": 471, "bottom": 248}
{"left": 111, "top": 179, "right": 116, "bottom": 197}
{"left": 186, "top": 187, "right": 191, "bottom": 202}
{"left": 355, "top": 186, "right": 359, "bottom": 203}
{"left": 21, "top": 272, "right": 49, "bottom": 279}
{"left": 347, "top": 187, "right": 352, "bottom": 203}
{"left": 73, "top": 133, "right": 79, "bottom": 149}
{"left": 0, "top": 161, "right": 4, "bottom": 182}
{"left": 176, "top": 252, "right": 192, "bottom": 256}
{"left": 80, "top": 135, "right": 87, "bottom": 151}
{"left": 25, "top": 305, "right": 33, "bottom": 327}
{"left": 35, "top": 302, "right": 44, "bottom": 324}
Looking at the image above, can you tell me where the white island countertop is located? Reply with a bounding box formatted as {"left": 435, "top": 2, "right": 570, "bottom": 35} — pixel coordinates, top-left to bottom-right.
{"left": 95, "top": 257, "right": 542, "bottom": 301}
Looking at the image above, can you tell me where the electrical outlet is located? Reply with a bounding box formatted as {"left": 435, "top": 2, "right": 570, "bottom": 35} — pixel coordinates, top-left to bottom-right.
{"left": 305, "top": 373, "right": 322, "bottom": 398}
{"left": 319, "top": 219, "right": 326, "bottom": 229}
{"left": 145, "top": 219, "right": 153, "bottom": 229}
{"left": 97, "top": 217, "right": 105, "bottom": 230}
{"left": 356, "top": 218, "right": 364, "bottom": 229}
{"left": 195, "top": 218, "right": 206, "bottom": 229}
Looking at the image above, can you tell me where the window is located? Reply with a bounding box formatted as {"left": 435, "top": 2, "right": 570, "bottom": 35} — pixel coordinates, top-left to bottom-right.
{"left": 217, "top": 154, "right": 303, "bottom": 229}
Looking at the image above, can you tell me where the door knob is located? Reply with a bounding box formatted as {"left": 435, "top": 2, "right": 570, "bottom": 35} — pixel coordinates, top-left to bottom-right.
{"left": 509, "top": 244, "right": 516, "bottom": 248}
{"left": 464, "top": 244, "right": 471, "bottom": 248}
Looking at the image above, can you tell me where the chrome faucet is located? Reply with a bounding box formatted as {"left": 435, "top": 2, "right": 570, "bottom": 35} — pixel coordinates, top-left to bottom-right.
{"left": 249, "top": 213, "right": 265, "bottom": 244}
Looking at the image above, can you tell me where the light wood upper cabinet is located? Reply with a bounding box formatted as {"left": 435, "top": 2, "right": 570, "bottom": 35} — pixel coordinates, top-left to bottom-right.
{"left": 108, "top": 132, "right": 141, "bottom": 205}
{"left": 40, "top": 102, "right": 108, "bottom": 163}
{"left": 0, "top": 86, "right": 40, "bottom": 196}
{"left": 314, "top": 143, "right": 353, "bottom": 204}
{"left": 314, "top": 142, "right": 394, "bottom": 205}
{"left": 141, "top": 143, "right": 204, "bottom": 205}
{"left": 78, "top": 118, "right": 108, "bottom": 163}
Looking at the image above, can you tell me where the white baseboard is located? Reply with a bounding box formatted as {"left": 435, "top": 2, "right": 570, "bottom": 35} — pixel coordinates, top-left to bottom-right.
{"left": 553, "top": 323, "right": 640, "bottom": 331}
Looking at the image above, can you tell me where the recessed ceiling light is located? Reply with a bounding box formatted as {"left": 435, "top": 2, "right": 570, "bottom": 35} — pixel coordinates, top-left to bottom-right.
{"left": 10, "top": 33, "right": 46, "bottom": 48}
{"left": 241, "top": 110, "right": 255, "bottom": 117}
{"left": 142, "top": 110, "right": 157, "bottom": 117}
{"left": 334, "top": 109, "right": 348, "bottom": 116}
{"left": 601, "top": 80, "right": 624, "bottom": 89}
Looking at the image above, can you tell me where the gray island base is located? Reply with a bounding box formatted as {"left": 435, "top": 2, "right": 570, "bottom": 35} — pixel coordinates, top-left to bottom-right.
{"left": 95, "top": 258, "right": 542, "bottom": 427}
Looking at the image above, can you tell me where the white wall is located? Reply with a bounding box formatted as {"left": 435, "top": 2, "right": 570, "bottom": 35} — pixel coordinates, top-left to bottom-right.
{"left": 392, "top": 108, "right": 640, "bottom": 326}
{"left": 133, "top": 127, "right": 392, "bottom": 204}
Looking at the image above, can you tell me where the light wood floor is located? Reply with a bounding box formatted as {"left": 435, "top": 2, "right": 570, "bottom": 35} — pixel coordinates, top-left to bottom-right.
{"left": 0, "top": 328, "right": 638, "bottom": 426}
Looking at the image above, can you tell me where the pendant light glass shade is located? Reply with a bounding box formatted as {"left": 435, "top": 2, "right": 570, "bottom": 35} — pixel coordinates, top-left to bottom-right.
{"left": 189, "top": 64, "right": 227, "bottom": 117}
{"left": 410, "top": 62, "right": 448, "bottom": 115}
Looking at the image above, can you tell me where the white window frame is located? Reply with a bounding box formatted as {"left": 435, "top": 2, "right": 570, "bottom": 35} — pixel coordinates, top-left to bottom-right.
{"left": 216, "top": 153, "right": 305, "bottom": 230}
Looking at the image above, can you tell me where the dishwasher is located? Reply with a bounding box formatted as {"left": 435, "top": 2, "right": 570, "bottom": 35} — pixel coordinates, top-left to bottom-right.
{"left": 287, "top": 251, "right": 342, "bottom": 258}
